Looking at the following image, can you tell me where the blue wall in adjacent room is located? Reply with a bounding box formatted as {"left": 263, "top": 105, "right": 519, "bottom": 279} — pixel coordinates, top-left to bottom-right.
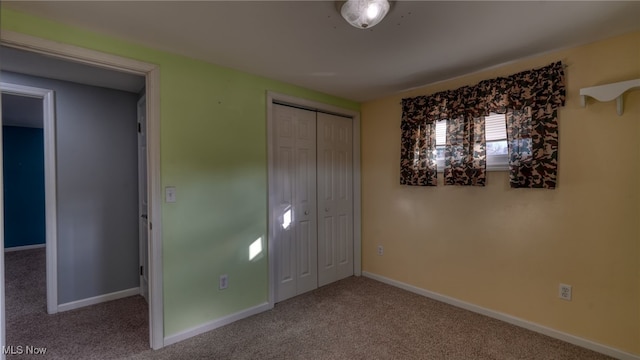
{"left": 2, "top": 125, "right": 45, "bottom": 248}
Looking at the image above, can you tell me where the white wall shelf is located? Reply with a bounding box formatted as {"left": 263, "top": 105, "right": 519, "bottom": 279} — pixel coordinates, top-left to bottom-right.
{"left": 580, "top": 78, "right": 640, "bottom": 116}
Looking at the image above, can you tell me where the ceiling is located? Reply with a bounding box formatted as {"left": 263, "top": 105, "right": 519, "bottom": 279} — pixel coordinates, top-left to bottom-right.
{"left": 2, "top": 93, "right": 43, "bottom": 128}
{"left": 3, "top": 1, "right": 640, "bottom": 102}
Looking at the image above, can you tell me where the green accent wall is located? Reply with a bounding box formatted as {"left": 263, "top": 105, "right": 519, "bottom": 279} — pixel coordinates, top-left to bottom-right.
{"left": 1, "top": 7, "right": 360, "bottom": 337}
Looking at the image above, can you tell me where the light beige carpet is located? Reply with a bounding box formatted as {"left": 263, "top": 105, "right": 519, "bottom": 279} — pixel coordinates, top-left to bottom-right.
{"left": 6, "top": 248, "right": 615, "bottom": 359}
{"left": 128, "top": 277, "right": 614, "bottom": 360}
{"left": 5, "top": 248, "right": 148, "bottom": 359}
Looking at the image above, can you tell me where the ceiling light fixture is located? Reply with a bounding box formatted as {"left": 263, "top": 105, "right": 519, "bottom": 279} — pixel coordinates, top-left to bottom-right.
{"left": 338, "top": 0, "right": 391, "bottom": 29}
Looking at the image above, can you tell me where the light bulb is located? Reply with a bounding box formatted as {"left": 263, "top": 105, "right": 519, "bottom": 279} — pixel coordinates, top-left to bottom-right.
{"left": 366, "top": 3, "right": 380, "bottom": 19}
{"left": 340, "top": 0, "right": 390, "bottom": 29}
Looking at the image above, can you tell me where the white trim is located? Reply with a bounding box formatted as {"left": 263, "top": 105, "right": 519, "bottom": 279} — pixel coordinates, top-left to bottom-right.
{"left": 435, "top": 154, "right": 508, "bottom": 173}
{"left": 42, "top": 86, "right": 58, "bottom": 315}
{"left": 0, "top": 82, "right": 58, "bottom": 316}
{"left": 4, "top": 244, "right": 46, "bottom": 252}
{"left": 362, "top": 272, "right": 640, "bottom": 360}
{"left": 266, "top": 97, "right": 277, "bottom": 308}
{"left": 57, "top": 287, "right": 140, "bottom": 313}
{"left": 0, "top": 118, "right": 5, "bottom": 359}
{"left": 486, "top": 153, "right": 509, "bottom": 172}
{"left": 266, "top": 91, "right": 362, "bottom": 308}
{"left": 0, "top": 30, "right": 164, "bottom": 350}
{"left": 352, "top": 106, "right": 362, "bottom": 277}
{"left": 146, "top": 66, "right": 164, "bottom": 350}
{"left": 164, "top": 302, "right": 271, "bottom": 346}
{"left": 1, "top": 31, "right": 155, "bottom": 77}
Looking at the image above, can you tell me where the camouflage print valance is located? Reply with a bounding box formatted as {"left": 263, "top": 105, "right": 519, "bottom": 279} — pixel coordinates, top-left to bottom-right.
{"left": 400, "top": 61, "right": 566, "bottom": 188}
{"left": 402, "top": 62, "right": 566, "bottom": 122}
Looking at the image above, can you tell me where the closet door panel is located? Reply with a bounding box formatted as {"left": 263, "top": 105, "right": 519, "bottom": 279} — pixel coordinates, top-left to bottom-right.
{"left": 273, "top": 104, "right": 318, "bottom": 302}
{"left": 317, "top": 112, "right": 353, "bottom": 287}
{"left": 294, "top": 112, "right": 318, "bottom": 295}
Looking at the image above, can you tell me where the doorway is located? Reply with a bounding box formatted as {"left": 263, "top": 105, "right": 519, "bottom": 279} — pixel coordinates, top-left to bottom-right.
{"left": 0, "top": 84, "right": 57, "bottom": 315}
{"left": 0, "top": 32, "right": 164, "bottom": 351}
{"left": 266, "top": 92, "right": 362, "bottom": 306}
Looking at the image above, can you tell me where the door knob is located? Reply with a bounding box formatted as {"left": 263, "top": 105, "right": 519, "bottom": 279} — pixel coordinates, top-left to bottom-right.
{"left": 325, "top": 208, "right": 329, "bottom": 212}
{"left": 304, "top": 210, "right": 309, "bottom": 215}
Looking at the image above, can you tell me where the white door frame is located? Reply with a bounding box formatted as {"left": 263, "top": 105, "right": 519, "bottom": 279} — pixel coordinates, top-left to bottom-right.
{"left": 266, "top": 91, "right": 362, "bottom": 307}
{"left": 0, "top": 83, "right": 57, "bottom": 316}
{"left": 0, "top": 31, "right": 164, "bottom": 351}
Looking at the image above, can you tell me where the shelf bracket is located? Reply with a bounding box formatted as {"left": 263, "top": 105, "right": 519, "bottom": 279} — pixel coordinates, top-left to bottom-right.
{"left": 579, "top": 78, "right": 640, "bottom": 116}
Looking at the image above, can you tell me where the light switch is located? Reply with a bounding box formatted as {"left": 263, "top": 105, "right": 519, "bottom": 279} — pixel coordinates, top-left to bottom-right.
{"left": 165, "top": 186, "right": 176, "bottom": 203}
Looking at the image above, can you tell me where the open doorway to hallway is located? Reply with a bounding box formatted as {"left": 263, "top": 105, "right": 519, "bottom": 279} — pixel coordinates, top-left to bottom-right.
{"left": 1, "top": 45, "right": 152, "bottom": 356}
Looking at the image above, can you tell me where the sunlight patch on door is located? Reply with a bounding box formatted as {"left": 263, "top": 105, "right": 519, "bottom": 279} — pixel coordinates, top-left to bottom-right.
{"left": 282, "top": 207, "right": 292, "bottom": 230}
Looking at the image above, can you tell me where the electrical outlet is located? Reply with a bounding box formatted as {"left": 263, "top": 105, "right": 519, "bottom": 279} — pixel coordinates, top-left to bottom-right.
{"left": 219, "top": 274, "right": 228, "bottom": 290}
{"left": 377, "top": 245, "right": 384, "bottom": 256}
{"left": 559, "top": 283, "right": 572, "bottom": 301}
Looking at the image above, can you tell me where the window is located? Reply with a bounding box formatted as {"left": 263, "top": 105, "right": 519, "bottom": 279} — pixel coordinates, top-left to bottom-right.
{"left": 435, "top": 113, "right": 508, "bottom": 171}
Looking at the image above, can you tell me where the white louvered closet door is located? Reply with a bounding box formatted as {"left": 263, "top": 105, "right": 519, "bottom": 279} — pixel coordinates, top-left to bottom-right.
{"left": 273, "top": 104, "right": 318, "bottom": 302}
{"left": 316, "top": 112, "right": 354, "bottom": 287}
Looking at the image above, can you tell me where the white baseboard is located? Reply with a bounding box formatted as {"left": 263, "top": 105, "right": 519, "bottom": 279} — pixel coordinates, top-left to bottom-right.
{"left": 4, "top": 244, "right": 45, "bottom": 252}
{"left": 362, "top": 272, "right": 639, "bottom": 360}
{"left": 57, "top": 287, "right": 140, "bottom": 313}
{"left": 164, "top": 302, "right": 271, "bottom": 347}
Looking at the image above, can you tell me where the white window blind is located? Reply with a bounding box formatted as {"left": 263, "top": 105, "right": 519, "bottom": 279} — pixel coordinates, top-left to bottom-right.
{"left": 435, "top": 113, "right": 506, "bottom": 146}
{"left": 485, "top": 113, "right": 507, "bottom": 142}
{"left": 434, "top": 113, "right": 509, "bottom": 171}
{"left": 435, "top": 120, "right": 446, "bottom": 145}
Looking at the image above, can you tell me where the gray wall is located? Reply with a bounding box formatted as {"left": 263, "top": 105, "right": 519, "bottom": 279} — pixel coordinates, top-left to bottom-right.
{"left": 1, "top": 71, "right": 140, "bottom": 304}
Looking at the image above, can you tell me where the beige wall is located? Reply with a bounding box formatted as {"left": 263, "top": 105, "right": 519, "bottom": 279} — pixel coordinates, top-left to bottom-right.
{"left": 361, "top": 31, "right": 640, "bottom": 355}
